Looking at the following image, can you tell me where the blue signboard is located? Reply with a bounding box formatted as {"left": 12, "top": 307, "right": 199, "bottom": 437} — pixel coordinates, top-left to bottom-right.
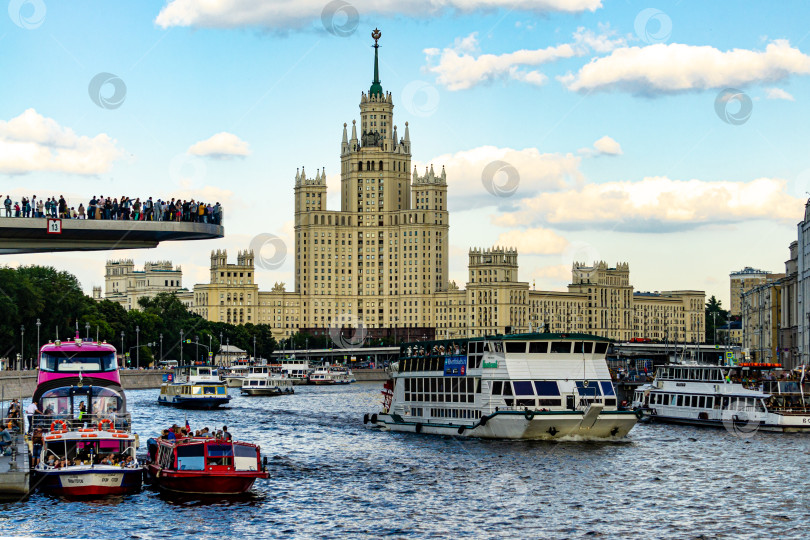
{"left": 444, "top": 355, "right": 467, "bottom": 377}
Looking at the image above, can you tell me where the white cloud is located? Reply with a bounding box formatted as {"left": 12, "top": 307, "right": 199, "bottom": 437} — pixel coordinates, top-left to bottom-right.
{"left": 0, "top": 109, "right": 124, "bottom": 175}
{"left": 592, "top": 135, "right": 622, "bottom": 155}
{"left": 414, "top": 145, "right": 584, "bottom": 210}
{"left": 494, "top": 176, "right": 803, "bottom": 231}
{"left": 766, "top": 87, "right": 795, "bottom": 101}
{"left": 562, "top": 40, "right": 810, "bottom": 94}
{"left": 495, "top": 227, "right": 569, "bottom": 254}
{"left": 187, "top": 132, "right": 250, "bottom": 159}
{"left": 425, "top": 33, "right": 576, "bottom": 91}
{"left": 425, "top": 25, "right": 623, "bottom": 91}
{"left": 155, "top": 0, "right": 602, "bottom": 29}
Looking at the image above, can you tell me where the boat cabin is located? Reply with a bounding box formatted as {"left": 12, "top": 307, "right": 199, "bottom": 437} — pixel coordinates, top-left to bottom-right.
{"left": 154, "top": 438, "right": 262, "bottom": 473}
{"left": 654, "top": 366, "right": 728, "bottom": 383}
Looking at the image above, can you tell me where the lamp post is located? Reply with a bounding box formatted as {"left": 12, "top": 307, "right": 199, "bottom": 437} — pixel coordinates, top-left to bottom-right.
{"left": 36, "top": 318, "right": 41, "bottom": 367}
{"left": 20, "top": 325, "right": 24, "bottom": 370}
{"left": 226, "top": 337, "right": 230, "bottom": 366}
{"left": 136, "top": 325, "right": 140, "bottom": 369}
{"left": 180, "top": 329, "right": 185, "bottom": 364}
{"left": 121, "top": 331, "right": 125, "bottom": 366}
{"left": 208, "top": 334, "right": 212, "bottom": 365}
{"left": 253, "top": 336, "right": 256, "bottom": 362}
{"left": 160, "top": 333, "right": 163, "bottom": 362}
{"left": 85, "top": 322, "right": 90, "bottom": 340}
{"left": 195, "top": 335, "right": 199, "bottom": 364}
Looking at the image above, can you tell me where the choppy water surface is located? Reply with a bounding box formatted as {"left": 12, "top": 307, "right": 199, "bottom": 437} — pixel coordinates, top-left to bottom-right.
{"left": 2, "top": 383, "right": 810, "bottom": 539}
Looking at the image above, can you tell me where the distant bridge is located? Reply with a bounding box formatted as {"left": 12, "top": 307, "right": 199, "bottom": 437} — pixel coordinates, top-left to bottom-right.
{"left": 0, "top": 218, "right": 223, "bottom": 254}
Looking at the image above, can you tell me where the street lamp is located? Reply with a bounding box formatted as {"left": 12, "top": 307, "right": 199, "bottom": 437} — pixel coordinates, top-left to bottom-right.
{"left": 121, "top": 331, "right": 125, "bottom": 366}
{"left": 20, "top": 325, "right": 24, "bottom": 370}
{"left": 136, "top": 325, "right": 140, "bottom": 369}
{"left": 180, "top": 329, "right": 185, "bottom": 364}
{"left": 36, "top": 318, "right": 41, "bottom": 366}
{"left": 85, "top": 322, "right": 90, "bottom": 340}
{"left": 160, "top": 333, "right": 163, "bottom": 362}
{"left": 253, "top": 336, "right": 256, "bottom": 362}
{"left": 226, "top": 337, "right": 230, "bottom": 366}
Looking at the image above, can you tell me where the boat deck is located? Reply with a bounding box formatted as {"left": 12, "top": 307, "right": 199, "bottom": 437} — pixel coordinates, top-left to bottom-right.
{"left": 0, "top": 431, "right": 30, "bottom": 498}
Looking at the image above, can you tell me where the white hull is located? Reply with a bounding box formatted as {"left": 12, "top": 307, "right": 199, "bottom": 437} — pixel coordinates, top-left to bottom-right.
{"left": 226, "top": 377, "right": 245, "bottom": 388}
{"left": 373, "top": 410, "right": 638, "bottom": 440}
{"left": 241, "top": 388, "right": 294, "bottom": 396}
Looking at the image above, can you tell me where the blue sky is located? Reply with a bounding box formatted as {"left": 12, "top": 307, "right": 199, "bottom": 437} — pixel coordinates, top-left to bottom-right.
{"left": 3, "top": 0, "right": 810, "bottom": 308}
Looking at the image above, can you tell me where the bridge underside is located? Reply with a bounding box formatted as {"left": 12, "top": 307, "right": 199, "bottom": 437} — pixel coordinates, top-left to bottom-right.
{"left": 0, "top": 218, "right": 224, "bottom": 254}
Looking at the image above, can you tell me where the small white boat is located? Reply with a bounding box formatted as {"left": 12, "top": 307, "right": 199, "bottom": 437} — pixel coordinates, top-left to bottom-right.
{"left": 308, "top": 366, "right": 353, "bottom": 385}
{"left": 279, "top": 359, "right": 311, "bottom": 385}
{"left": 223, "top": 365, "right": 250, "bottom": 388}
{"left": 241, "top": 366, "right": 295, "bottom": 396}
{"left": 158, "top": 365, "right": 231, "bottom": 409}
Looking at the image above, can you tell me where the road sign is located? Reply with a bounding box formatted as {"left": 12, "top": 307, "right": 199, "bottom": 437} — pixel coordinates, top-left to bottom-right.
{"left": 208, "top": 352, "right": 213, "bottom": 357}
{"left": 46, "top": 218, "right": 62, "bottom": 234}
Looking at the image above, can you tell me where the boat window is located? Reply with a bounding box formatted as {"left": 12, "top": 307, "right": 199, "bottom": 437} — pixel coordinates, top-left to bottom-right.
{"left": 192, "top": 387, "right": 202, "bottom": 395}
{"left": 600, "top": 382, "right": 616, "bottom": 396}
{"left": 550, "top": 342, "right": 571, "bottom": 354}
{"left": 534, "top": 381, "right": 560, "bottom": 396}
{"left": 203, "top": 386, "right": 216, "bottom": 395}
{"left": 176, "top": 444, "right": 205, "bottom": 470}
{"left": 594, "top": 342, "right": 608, "bottom": 354}
{"left": 573, "top": 342, "right": 586, "bottom": 354}
{"left": 207, "top": 444, "right": 233, "bottom": 467}
{"left": 516, "top": 399, "right": 535, "bottom": 407}
{"left": 502, "top": 382, "right": 513, "bottom": 396}
{"left": 234, "top": 444, "right": 259, "bottom": 471}
{"left": 528, "top": 342, "right": 547, "bottom": 354}
{"left": 40, "top": 350, "right": 117, "bottom": 373}
{"left": 483, "top": 342, "right": 491, "bottom": 352}
{"left": 492, "top": 381, "right": 503, "bottom": 395}
{"left": 575, "top": 381, "right": 601, "bottom": 396}
{"left": 676, "top": 395, "right": 683, "bottom": 406}
{"left": 513, "top": 381, "right": 534, "bottom": 395}
{"left": 505, "top": 342, "right": 526, "bottom": 354}
{"left": 538, "top": 399, "right": 561, "bottom": 407}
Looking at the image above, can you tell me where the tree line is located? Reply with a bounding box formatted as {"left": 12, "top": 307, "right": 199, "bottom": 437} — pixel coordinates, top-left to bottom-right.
{"left": 0, "top": 265, "right": 278, "bottom": 368}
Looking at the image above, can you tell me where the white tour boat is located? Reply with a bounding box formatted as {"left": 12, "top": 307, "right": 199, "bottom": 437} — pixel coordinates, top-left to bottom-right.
{"left": 240, "top": 366, "right": 295, "bottom": 396}
{"left": 366, "top": 332, "right": 639, "bottom": 440}
{"left": 158, "top": 365, "right": 231, "bottom": 409}
{"left": 223, "top": 365, "right": 251, "bottom": 388}
{"left": 308, "top": 365, "right": 353, "bottom": 385}
{"left": 632, "top": 363, "right": 810, "bottom": 432}
{"left": 279, "top": 358, "right": 311, "bottom": 385}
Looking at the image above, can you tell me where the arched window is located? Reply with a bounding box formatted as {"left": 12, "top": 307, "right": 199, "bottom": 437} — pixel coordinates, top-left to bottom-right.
{"left": 358, "top": 161, "right": 363, "bottom": 171}
{"left": 379, "top": 160, "right": 384, "bottom": 171}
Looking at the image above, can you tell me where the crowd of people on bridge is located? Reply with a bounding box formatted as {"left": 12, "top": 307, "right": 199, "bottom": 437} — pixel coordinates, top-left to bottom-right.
{"left": 2, "top": 195, "right": 222, "bottom": 225}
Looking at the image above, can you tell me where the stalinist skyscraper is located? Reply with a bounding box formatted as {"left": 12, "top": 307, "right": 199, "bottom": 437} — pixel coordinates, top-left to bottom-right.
{"left": 293, "top": 28, "right": 449, "bottom": 331}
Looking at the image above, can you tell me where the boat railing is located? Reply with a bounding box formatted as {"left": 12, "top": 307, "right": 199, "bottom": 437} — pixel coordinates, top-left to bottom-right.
{"left": 32, "top": 412, "right": 132, "bottom": 433}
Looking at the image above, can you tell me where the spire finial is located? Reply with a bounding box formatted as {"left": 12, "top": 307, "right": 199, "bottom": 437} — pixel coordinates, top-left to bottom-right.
{"left": 370, "top": 28, "right": 383, "bottom": 97}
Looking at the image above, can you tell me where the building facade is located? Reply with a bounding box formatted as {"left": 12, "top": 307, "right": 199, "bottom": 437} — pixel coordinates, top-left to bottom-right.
{"left": 741, "top": 280, "right": 782, "bottom": 363}
{"left": 185, "top": 32, "right": 705, "bottom": 343}
{"left": 730, "top": 266, "right": 785, "bottom": 317}
{"left": 99, "top": 259, "right": 191, "bottom": 311}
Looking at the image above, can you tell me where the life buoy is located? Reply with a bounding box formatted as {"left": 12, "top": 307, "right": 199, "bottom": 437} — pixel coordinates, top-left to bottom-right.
{"left": 50, "top": 420, "right": 67, "bottom": 432}
{"left": 98, "top": 418, "right": 113, "bottom": 431}
{"left": 524, "top": 410, "right": 535, "bottom": 421}
{"left": 457, "top": 425, "right": 465, "bottom": 435}
{"left": 370, "top": 414, "right": 378, "bottom": 424}
{"left": 635, "top": 409, "right": 643, "bottom": 420}
{"left": 479, "top": 415, "right": 489, "bottom": 427}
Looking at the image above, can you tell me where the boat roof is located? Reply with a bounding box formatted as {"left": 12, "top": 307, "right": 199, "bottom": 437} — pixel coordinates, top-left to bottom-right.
{"left": 40, "top": 338, "right": 117, "bottom": 354}
{"left": 400, "top": 331, "right": 610, "bottom": 349}
{"left": 43, "top": 429, "right": 135, "bottom": 440}
{"left": 157, "top": 436, "right": 258, "bottom": 448}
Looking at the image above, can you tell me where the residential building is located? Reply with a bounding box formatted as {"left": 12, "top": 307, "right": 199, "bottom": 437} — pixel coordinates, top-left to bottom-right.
{"left": 99, "top": 259, "right": 191, "bottom": 311}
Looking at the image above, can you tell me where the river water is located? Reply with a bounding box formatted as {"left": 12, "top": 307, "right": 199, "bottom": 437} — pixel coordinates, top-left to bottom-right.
{"left": 2, "top": 382, "right": 809, "bottom": 539}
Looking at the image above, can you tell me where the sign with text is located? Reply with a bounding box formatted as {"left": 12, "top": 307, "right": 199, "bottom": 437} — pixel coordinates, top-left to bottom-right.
{"left": 46, "top": 218, "right": 62, "bottom": 234}
{"left": 443, "top": 355, "right": 467, "bottom": 377}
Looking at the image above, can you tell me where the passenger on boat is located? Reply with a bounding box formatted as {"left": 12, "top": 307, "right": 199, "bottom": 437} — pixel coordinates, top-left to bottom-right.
{"left": 31, "top": 428, "right": 43, "bottom": 466}
{"left": 222, "top": 426, "right": 232, "bottom": 441}
{"left": 0, "top": 426, "right": 13, "bottom": 455}
{"left": 25, "top": 402, "right": 42, "bottom": 433}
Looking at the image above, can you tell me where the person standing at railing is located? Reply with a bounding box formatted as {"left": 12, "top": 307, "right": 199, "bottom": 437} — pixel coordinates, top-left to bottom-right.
{"left": 3, "top": 195, "right": 10, "bottom": 217}
{"left": 26, "top": 401, "right": 42, "bottom": 434}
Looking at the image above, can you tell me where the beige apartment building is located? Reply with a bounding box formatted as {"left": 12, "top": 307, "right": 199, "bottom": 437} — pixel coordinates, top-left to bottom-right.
{"left": 184, "top": 33, "right": 704, "bottom": 343}
{"left": 730, "top": 266, "right": 785, "bottom": 316}
{"left": 95, "top": 259, "right": 192, "bottom": 311}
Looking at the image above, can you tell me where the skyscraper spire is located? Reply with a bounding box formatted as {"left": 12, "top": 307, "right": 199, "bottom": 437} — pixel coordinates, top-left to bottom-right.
{"left": 369, "top": 28, "right": 383, "bottom": 97}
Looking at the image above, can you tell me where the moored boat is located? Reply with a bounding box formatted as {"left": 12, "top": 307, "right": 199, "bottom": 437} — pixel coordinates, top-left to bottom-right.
{"left": 158, "top": 365, "right": 231, "bottom": 409}
{"left": 30, "top": 334, "right": 141, "bottom": 497}
{"left": 366, "top": 332, "right": 639, "bottom": 440}
{"left": 223, "top": 365, "right": 250, "bottom": 388}
{"left": 308, "top": 365, "right": 353, "bottom": 385}
{"left": 144, "top": 436, "right": 268, "bottom": 495}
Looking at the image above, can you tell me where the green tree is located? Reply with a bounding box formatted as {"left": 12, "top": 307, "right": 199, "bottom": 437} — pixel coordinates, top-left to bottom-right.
{"left": 705, "top": 295, "right": 729, "bottom": 344}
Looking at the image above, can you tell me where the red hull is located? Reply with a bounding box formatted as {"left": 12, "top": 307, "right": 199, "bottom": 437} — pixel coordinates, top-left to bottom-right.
{"left": 46, "top": 484, "right": 139, "bottom": 497}
{"left": 145, "top": 464, "right": 266, "bottom": 495}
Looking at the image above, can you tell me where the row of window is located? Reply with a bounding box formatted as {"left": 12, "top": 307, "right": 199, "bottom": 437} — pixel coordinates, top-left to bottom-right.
{"left": 429, "top": 408, "right": 483, "bottom": 420}
{"left": 648, "top": 392, "right": 764, "bottom": 411}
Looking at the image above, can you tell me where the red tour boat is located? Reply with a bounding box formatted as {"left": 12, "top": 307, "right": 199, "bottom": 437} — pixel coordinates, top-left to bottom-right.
{"left": 144, "top": 437, "right": 268, "bottom": 495}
